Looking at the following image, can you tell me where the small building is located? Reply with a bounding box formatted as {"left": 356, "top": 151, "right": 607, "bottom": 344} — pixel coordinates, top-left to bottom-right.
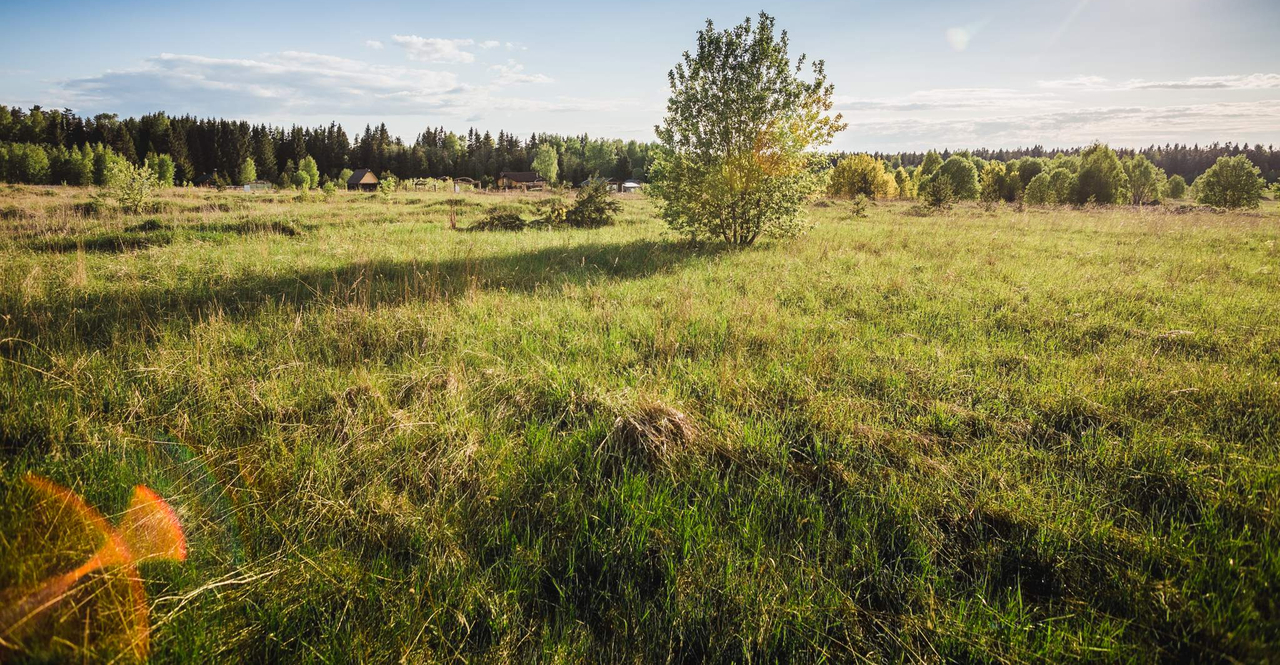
{"left": 620, "top": 180, "right": 643, "bottom": 193}
{"left": 193, "top": 173, "right": 217, "bottom": 188}
{"left": 497, "top": 171, "right": 546, "bottom": 191}
{"left": 243, "top": 181, "right": 273, "bottom": 193}
{"left": 347, "top": 169, "right": 379, "bottom": 192}
{"left": 579, "top": 177, "right": 621, "bottom": 191}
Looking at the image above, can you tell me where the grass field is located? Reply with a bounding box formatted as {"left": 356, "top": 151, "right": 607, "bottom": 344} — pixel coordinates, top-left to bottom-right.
{"left": 2, "top": 184, "right": 1278, "bottom": 662}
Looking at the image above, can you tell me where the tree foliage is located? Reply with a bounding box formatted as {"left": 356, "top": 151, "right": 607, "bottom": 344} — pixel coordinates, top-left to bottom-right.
{"left": 1166, "top": 174, "right": 1187, "bottom": 199}
{"left": 1196, "top": 155, "right": 1265, "bottom": 209}
{"left": 650, "top": 12, "right": 845, "bottom": 245}
{"left": 105, "top": 160, "right": 159, "bottom": 214}
{"left": 532, "top": 144, "right": 559, "bottom": 183}
{"left": 238, "top": 157, "right": 257, "bottom": 186}
{"left": 1122, "top": 155, "right": 1166, "bottom": 205}
{"left": 1023, "top": 172, "right": 1054, "bottom": 206}
{"left": 1073, "top": 143, "right": 1129, "bottom": 205}
{"left": 829, "top": 154, "right": 897, "bottom": 200}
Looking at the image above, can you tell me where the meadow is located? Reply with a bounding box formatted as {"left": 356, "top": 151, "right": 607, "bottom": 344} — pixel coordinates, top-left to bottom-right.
{"left": 1, "top": 184, "right": 1278, "bottom": 662}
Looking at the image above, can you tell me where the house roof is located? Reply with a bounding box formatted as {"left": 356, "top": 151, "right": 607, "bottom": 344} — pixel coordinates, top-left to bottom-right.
{"left": 347, "top": 169, "right": 378, "bottom": 185}
{"left": 193, "top": 173, "right": 215, "bottom": 184}
{"left": 499, "top": 171, "right": 545, "bottom": 183}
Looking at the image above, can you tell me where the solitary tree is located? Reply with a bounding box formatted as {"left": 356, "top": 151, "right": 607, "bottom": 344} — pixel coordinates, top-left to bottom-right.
{"left": 532, "top": 143, "right": 559, "bottom": 183}
{"left": 1166, "top": 174, "right": 1187, "bottom": 199}
{"left": 650, "top": 12, "right": 845, "bottom": 245}
{"left": 1196, "top": 155, "right": 1265, "bottom": 209}
{"left": 239, "top": 157, "right": 257, "bottom": 186}
{"left": 105, "top": 160, "right": 159, "bottom": 214}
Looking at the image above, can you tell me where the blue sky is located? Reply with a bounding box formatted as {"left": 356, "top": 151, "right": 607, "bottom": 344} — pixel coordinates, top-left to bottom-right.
{"left": 2, "top": 0, "right": 1278, "bottom": 151}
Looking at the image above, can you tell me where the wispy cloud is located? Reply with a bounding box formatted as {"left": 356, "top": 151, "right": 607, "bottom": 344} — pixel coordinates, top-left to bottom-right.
{"left": 489, "top": 60, "right": 552, "bottom": 85}
{"left": 52, "top": 51, "right": 609, "bottom": 119}
{"left": 1039, "top": 73, "right": 1280, "bottom": 91}
{"left": 391, "top": 35, "right": 477, "bottom": 64}
{"left": 479, "top": 40, "right": 501, "bottom": 49}
{"left": 841, "top": 100, "right": 1280, "bottom": 150}
{"left": 835, "top": 88, "right": 1063, "bottom": 113}
{"left": 365, "top": 40, "right": 384, "bottom": 50}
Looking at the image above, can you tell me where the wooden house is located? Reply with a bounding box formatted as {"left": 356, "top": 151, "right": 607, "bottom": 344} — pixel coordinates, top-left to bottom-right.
{"left": 497, "top": 171, "right": 546, "bottom": 190}
{"left": 347, "top": 169, "right": 379, "bottom": 192}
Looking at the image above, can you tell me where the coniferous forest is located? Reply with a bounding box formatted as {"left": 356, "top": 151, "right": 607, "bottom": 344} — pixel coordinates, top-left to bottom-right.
{"left": 2, "top": 104, "right": 1278, "bottom": 188}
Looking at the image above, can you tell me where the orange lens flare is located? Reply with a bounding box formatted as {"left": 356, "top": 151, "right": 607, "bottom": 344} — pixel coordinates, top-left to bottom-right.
{"left": 0, "top": 474, "right": 187, "bottom": 661}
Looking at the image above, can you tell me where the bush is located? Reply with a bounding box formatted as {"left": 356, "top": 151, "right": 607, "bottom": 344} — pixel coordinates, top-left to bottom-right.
{"left": 921, "top": 175, "right": 956, "bottom": 210}
{"left": 565, "top": 179, "right": 623, "bottom": 228}
{"left": 829, "top": 154, "right": 897, "bottom": 200}
{"left": 1195, "top": 155, "right": 1265, "bottom": 209}
{"left": 473, "top": 205, "right": 529, "bottom": 231}
{"left": 1023, "top": 172, "right": 1054, "bottom": 206}
{"left": 1166, "top": 174, "right": 1187, "bottom": 199}
{"left": 1048, "top": 168, "right": 1076, "bottom": 204}
{"left": 1072, "top": 143, "right": 1128, "bottom": 204}
{"left": 105, "top": 160, "right": 160, "bottom": 214}
{"left": 933, "top": 156, "right": 979, "bottom": 200}
{"left": 1122, "top": 155, "right": 1166, "bottom": 205}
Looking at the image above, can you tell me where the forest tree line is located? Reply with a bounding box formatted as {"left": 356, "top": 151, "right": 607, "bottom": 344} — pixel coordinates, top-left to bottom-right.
{"left": 1, "top": 104, "right": 1277, "bottom": 194}
{"left": 0, "top": 105, "right": 656, "bottom": 188}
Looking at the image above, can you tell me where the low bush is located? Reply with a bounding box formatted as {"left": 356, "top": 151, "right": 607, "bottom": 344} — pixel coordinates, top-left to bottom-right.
{"left": 564, "top": 180, "right": 622, "bottom": 228}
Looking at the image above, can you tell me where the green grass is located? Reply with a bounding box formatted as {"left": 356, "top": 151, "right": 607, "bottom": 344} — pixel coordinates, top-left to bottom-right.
{"left": 1, "top": 184, "right": 1278, "bottom": 662}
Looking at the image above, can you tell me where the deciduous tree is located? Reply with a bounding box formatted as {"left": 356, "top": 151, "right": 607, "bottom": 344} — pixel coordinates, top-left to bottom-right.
{"left": 650, "top": 12, "right": 845, "bottom": 245}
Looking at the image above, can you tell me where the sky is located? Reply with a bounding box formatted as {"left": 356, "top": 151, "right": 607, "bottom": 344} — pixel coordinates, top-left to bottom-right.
{"left": 2, "top": 0, "right": 1278, "bottom": 152}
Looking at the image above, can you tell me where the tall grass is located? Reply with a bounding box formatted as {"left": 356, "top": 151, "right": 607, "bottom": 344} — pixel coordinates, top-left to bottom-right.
{"left": 1, "top": 184, "right": 1278, "bottom": 661}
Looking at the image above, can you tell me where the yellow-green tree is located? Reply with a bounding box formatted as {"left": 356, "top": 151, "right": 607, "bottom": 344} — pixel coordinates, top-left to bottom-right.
{"left": 650, "top": 12, "right": 845, "bottom": 245}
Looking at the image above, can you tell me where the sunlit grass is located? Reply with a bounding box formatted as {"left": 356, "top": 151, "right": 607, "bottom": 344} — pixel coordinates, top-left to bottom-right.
{"left": 1, "top": 184, "right": 1278, "bottom": 661}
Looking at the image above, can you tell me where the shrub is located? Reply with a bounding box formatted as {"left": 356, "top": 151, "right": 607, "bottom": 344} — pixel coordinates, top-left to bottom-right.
{"left": 649, "top": 12, "right": 845, "bottom": 245}
{"left": 850, "top": 194, "right": 870, "bottom": 218}
{"left": 378, "top": 175, "right": 398, "bottom": 200}
{"left": 1195, "top": 155, "right": 1265, "bottom": 209}
{"left": 829, "top": 154, "right": 898, "bottom": 200}
{"left": 1048, "top": 168, "right": 1076, "bottom": 204}
{"left": 298, "top": 156, "right": 320, "bottom": 190}
{"left": 321, "top": 181, "right": 336, "bottom": 201}
{"left": 1072, "top": 143, "right": 1129, "bottom": 204}
{"left": 1023, "top": 172, "right": 1053, "bottom": 206}
{"left": 565, "top": 179, "right": 623, "bottom": 228}
{"left": 474, "top": 205, "right": 529, "bottom": 231}
{"left": 979, "top": 161, "right": 1012, "bottom": 204}
{"left": 933, "top": 156, "right": 979, "bottom": 200}
{"left": 1122, "top": 155, "right": 1166, "bottom": 205}
{"left": 921, "top": 174, "right": 956, "bottom": 210}
{"left": 1166, "top": 174, "right": 1187, "bottom": 199}
{"left": 105, "top": 160, "right": 160, "bottom": 214}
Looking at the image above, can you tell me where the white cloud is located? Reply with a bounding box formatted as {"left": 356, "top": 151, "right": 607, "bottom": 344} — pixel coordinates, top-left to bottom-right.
{"left": 365, "top": 40, "right": 384, "bottom": 50}
{"left": 52, "top": 51, "right": 611, "bottom": 120}
{"left": 489, "top": 60, "right": 552, "bottom": 85}
{"left": 840, "top": 100, "right": 1280, "bottom": 150}
{"left": 391, "top": 35, "right": 476, "bottom": 64}
{"left": 479, "top": 40, "right": 501, "bottom": 49}
{"left": 1039, "top": 73, "right": 1280, "bottom": 91}
{"left": 835, "top": 88, "right": 1064, "bottom": 113}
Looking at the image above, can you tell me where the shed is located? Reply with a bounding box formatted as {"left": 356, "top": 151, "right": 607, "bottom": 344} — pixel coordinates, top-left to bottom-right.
{"left": 347, "top": 169, "right": 379, "bottom": 192}
{"left": 193, "top": 173, "right": 217, "bottom": 188}
{"left": 620, "top": 180, "right": 643, "bottom": 193}
{"left": 497, "top": 171, "right": 546, "bottom": 190}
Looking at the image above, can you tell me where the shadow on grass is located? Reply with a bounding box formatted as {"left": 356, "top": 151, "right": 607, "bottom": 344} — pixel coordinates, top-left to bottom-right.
{"left": 3, "top": 237, "right": 725, "bottom": 347}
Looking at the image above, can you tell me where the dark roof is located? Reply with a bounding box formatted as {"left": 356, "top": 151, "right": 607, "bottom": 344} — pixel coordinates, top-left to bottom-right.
{"left": 499, "top": 171, "right": 544, "bottom": 183}
{"left": 193, "top": 173, "right": 215, "bottom": 184}
{"left": 347, "top": 169, "right": 378, "bottom": 185}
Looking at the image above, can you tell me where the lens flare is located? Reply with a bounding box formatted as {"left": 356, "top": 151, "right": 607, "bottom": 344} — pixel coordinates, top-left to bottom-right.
{"left": 0, "top": 474, "right": 187, "bottom": 661}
